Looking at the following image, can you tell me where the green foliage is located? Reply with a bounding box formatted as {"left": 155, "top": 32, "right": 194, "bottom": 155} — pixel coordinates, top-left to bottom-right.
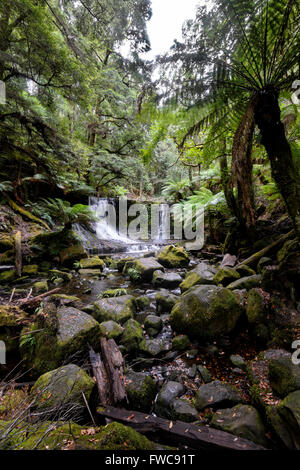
{"left": 40, "top": 199, "right": 96, "bottom": 228}
{"left": 162, "top": 177, "right": 192, "bottom": 202}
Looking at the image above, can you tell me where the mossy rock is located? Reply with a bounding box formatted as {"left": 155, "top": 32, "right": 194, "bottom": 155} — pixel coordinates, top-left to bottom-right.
{"left": 0, "top": 234, "right": 13, "bottom": 252}
{"left": 116, "top": 257, "right": 134, "bottom": 272}
{"left": 170, "top": 285, "right": 243, "bottom": 341}
{"left": 49, "top": 270, "right": 72, "bottom": 282}
{"left": 154, "top": 381, "right": 186, "bottom": 419}
{"left": 94, "top": 295, "right": 135, "bottom": 324}
{"left": 32, "top": 280, "right": 48, "bottom": 294}
{"left": 60, "top": 245, "right": 87, "bottom": 268}
{"left": 100, "top": 320, "right": 123, "bottom": 340}
{"left": 172, "top": 334, "right": 190, "bottom": 352}
{"left": 144, "top": 315, "right": 163, "bottom": 336}
{"left": 227, "top": 275, "right": 262, "bottom": 291}
{"left": 30, "top": 364, "right": 95, "bottom": 419}
{"left": 0, "top": 269, "right": 16, "bottom": 284}
{"left": 139, "top": 338, "right": 168, "bottom": 357}
{"left": 79, "top": 257, "right": 105, "bottom": 270}
{"left": 156, "top": 290, "right": 178, "bottom": 314}
{"left": 246, "top": 288, "right": 268, "bottom": 325}
{"left": 123, "top": 257, "right": 164, "bottom": 282}
{"left": 0, "top": 305, "right": 28, "bottom": 352}
{"left": 125, "top": 371, "right": 156, "bottom": 412}
{"left": 195, "top": 380, "right": 243, "bottom": 410}
{"left": 0, "top": 420, "right": 157, "bottom": 450}
{"left": 121, "top": 319, "right": 144, "bottom": 353}
{"left": 267, "top": 391, "right": 300, "bottom": 449}
{"left": 30, "top": 229, "right": 83, "bottom": 261}
{"left": 268, "top": 357, "right": 300, "bottom": 398}
{"left": 180, "top": 263, "right": 217, "bottom": 292}
{"left": 133, "top": 295, "right": 151, "bottom": 311}
{"left": 211, "top": 404, "right": 268, "bottom": 447}
{"left": 22, "top": 265, "right": 38, "bottom": 276}
{"left": 170, "top": 399, "right": 199, "bottom": 423}
{"left": 235, "top": 265, "right": 256, "bottom": 277}
{"left": 101, "top": 288, "right": 127, "bottom": 298}
{"left": 157, "top": 245, "right": 190, "bottom": 269}
{"left": 214, "top": 267, "right": 240, "bottom": 286}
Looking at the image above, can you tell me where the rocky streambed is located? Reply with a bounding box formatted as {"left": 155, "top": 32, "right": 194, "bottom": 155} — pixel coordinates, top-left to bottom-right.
{"left": 1, "top": 242, "right": 300, "bottom": 450}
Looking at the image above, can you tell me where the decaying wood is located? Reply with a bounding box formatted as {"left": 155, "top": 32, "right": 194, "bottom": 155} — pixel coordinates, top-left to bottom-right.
{"left": 89, "top": 345, "right": 110, "bottom": 405}
{"left": 97, "top": 406, "right": 267, "bottom": 451}
{"left": 100, "top": 338, "right": 127, "bottom": 405}
{"left": 17, "top": 287, "right": 61, "bottom": 308}
{"left": 236, "top": 229, "right": 294, "bottom": 268}
{"left": 89, "top": 339, "right": 127, "bottom": 407}
{"left": 14, "top": 231, "right": 22, "bottom": 277}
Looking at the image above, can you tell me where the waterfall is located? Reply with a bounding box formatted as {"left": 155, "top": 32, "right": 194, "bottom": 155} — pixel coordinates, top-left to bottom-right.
{"left": 155, "top": 204, "right": 170, "bottom": 241}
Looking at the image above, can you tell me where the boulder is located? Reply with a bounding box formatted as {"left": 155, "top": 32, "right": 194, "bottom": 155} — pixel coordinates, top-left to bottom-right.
{"left": 211, "top": 404, "right": 267, "bottom": 447}
{"left": 0, "top": 305, "right": 28, "bottom": 352}
{"left": 180, "top": 263, "right": 217, "bottom": 292}
{"left": 49, "top": 269, "right": 72, "bottom": 282}
{"left": 30, "top": 229, "right": 86, "bottom": 263}
{"left": 79, "top": 256, "right": 105, "bottom": 270}
{"left": 172, "top": 335, "right": 190, "bottom": 352}
{"left": 156, "top": 290, "right": 178, "bottom": 314}
{"left": 157, "top": 245, "right": 190, "bottom": 269}
{"left": 56, "top": 306, "right": 103, "bottom": 358}
{"left": 123, "top": 257, "right": 164, "bottom": 282}
{"left": 22, "top": 265, "right": 38, "bottom": 276}
{"left": 100, "top": 320, "right": 123, "bottom": 340}
{"left": 197, "top": 365, "right": 213, "bottom": 384}
{"left": 170, "top": 285, "right": 243, "bottom": 341}
{"left": 246, "top": 288, "right": 268, "bottom": 325}
{"left": 121, "top": 319, "right": 144, "bottom": 353}
{"left": 267, "top": 390, "right": 300, "bottom": 449}
{"left": 60, "top": 245, "right": 87, "bottom": 268}
{"left": 195, "top": 381, "right": 243, "bottom": 410}
{"left": 213, "top": 267, "right": 240, "bottom": 287}
{"left": 152, "top": 270, "right": 182, "bottom": 288}
{"left": 230, "top": 355, "right": 246, "bottom": 370}
{"left": 227, "top": 275, "right": 262, "bottom": 290}
{"left": 268, "top": 357, "right": 300, "bottom": 397}
{"left": 125, "top": 371, "right": 156, "bottom": 412}
{"left": 155, "top": 381, "right": 186, "bottom": 418}
{"left": 144, "top": 315, "right": 163, "bottom": 336}
{"left": 93, "top": 295, "right": 135, "bottom": 324}
{"left": 32, "top": 280, "right": 48, "bottom": 294}
{"left": 31, "top": 364, "right": 95, "bottom": 419}
{"left": 170, "top": 399, "right": 199, "bottom": 422}
{"left": 139, "top": 338, "right": 168, "bottom": 357}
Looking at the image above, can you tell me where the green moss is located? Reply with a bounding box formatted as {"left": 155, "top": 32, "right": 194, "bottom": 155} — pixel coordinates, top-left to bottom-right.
{"left": 32, "top": 280, "right": 48, "bottom": 294}
{"left": 102, "top": 288, "right": 128, "bottom": 298}
{"left": 49, "top": 270, "right": 72, "bottom": 282}
{"left": 246, "top": 288, "right": 266, "bottom": 324}
{"left": 213, "top": 267, "right": 240, "bottom": 286}
{"left": 79, "top": 257, "right": 105, "bottom": 270}
{"left": 22, "top": 265, "right": 38, "bottom": 276}
{"left": 121, "top": 319, "right": 144, "bottom": 353}
{"left": 0, "top": 270, "right": 16, "bottom": 284}
{"left": 0, "top": 234, "right": 14, "bottom": 252}
{"left": 126, "top": 371, "right": 157, "bottom": 412}
{"left": 268, "top": 358, "right": 300, "bottom": 397}
{"left": 172, "top": 335, "right": 190, "bottom": 351}
{"left": 157, "top": 245, "right": 190, "bottom": 269}
{"left": 60, "top": 245, "right": 87, "bottom": 267}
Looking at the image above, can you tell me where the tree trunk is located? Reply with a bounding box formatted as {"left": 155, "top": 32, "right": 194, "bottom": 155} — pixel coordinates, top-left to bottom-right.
{"left": 254, "top": 87, "right": 300, "bottom": 236}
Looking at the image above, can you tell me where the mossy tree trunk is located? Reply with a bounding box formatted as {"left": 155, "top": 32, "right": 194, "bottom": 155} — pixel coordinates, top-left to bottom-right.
{"left": 254, "top": 87, "right": 300, "bottom": 236}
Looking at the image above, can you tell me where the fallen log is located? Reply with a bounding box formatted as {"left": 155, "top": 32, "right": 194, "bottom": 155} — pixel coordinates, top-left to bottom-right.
{"left": 236, "top": 229, "right": 294, "bottom": 268}
{"left": 89, "top": 340, "right": 127, "bottom": 406}
{"left": 17, "top": 287, "right": 61, "bottom": 308}
{"left": 96, "top": 405, "right": 267, "bottom": 451}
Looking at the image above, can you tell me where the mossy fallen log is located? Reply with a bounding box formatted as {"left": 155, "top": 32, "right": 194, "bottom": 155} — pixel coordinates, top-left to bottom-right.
{"left": 7, "top": 198, "right": 50, "bottom": 230}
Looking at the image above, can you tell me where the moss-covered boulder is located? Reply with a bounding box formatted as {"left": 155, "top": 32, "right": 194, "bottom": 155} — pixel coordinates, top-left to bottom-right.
{"left": 116, "top": 256, "right": 134, "bottom": 272}
{"left": 100, "top": 320, "right": 123, "bottom": 340}
{"left": 268, "top": 357, "right": 300, "bottom": 397}
{"left": 139, "top": 338, "right": 168, "bottom": 357}
{"left": 152, "top": 270, "right": 182, "bottom": 288}
{"left": 195, "top": 381, "right": 243, "bottom": 410}
{"left": 56, "top": 306, "right": 103, "bottom": 358}
{"left": 125, "top": 371, "right": 156, "bottom": 412}
{"left": 170, "top": 285, "right": 243, "bottom": 341}
{"left": 32, "top": 280, "right": 48, "bottom": 294}
{"left": 93, "top": 295, "right": 135, "bottom": 324}
{"left": 0, "top": 420, "right": 158, "bottom": 450}
{"left": 79, "top": 256, "right": 105, "bottom": 270}
{"left": 0, "top": 269, "right": 16, "bottom": 284}
{"left": 102, "top": 288, "right": 128, "bottom": 298}
{"left": 267, "top": 391, "right": 300, "bottom": 449}
{"left": 157, "top": 245, "right": 190, "bottom": 269}
{"left": 22, "top": 265, "right": 38, "bottom": 276}
{"left": 180, "top": 263, "right": 217, "bottom": 293}
{"left": 227, "top": 275, "right": 262, "bottom": 290}
{"left": 48, "top": 270, "right": 72, "bottom": 282}
{"left": 156, "top": 290, "right": 178, "bottom": 314}
{"left": 31, "top": 364, "right": 95, "bottom": 419}
{"left": 197, "top": 365, "right": 213, "bottom": 384}
{"left": 213, "top": 267, "right": 240, "bottom": 287}
{"left": 211, "top": 404, "right": 267, "bottom": 447}
{"left": 0, "top": 305, "right": 28, "bottom": 352}
{"left": 121, "top": 319, "right": 144, "bottom": 353}
{"left": 246, "top": 288, "right": 268, "bottom": 325}
{"left": 155, "top": 381, "right": 186, "bottom": 419}
{"left": 172, "top": 334, "right": 190, "bottom": 352}
{"left": 144, "top": 315, "right": 163, "bottom": 336}
{"left": 0, "top": 234, "right": 13, "bottom": 252}
{"left": 60, "top": 245, "right": 87, "bottom": 268}
{"left": 123, "top": 257, "right": 164, "bottom": 282}
{"left": 170, "top": 399, "right": 199, "bottom": 422}
{"left": 30, "top": 229, "right": 85, "bottom": 263}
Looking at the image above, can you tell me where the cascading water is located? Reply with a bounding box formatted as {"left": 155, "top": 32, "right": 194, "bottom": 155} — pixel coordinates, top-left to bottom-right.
{"left": 75, "top": 197, "right": 171, "bottom": 255}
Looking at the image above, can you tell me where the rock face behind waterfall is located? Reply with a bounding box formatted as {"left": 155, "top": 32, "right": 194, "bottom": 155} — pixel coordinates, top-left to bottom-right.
{"left": 170, "top": 285, "right": 243, "bottom": 341}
